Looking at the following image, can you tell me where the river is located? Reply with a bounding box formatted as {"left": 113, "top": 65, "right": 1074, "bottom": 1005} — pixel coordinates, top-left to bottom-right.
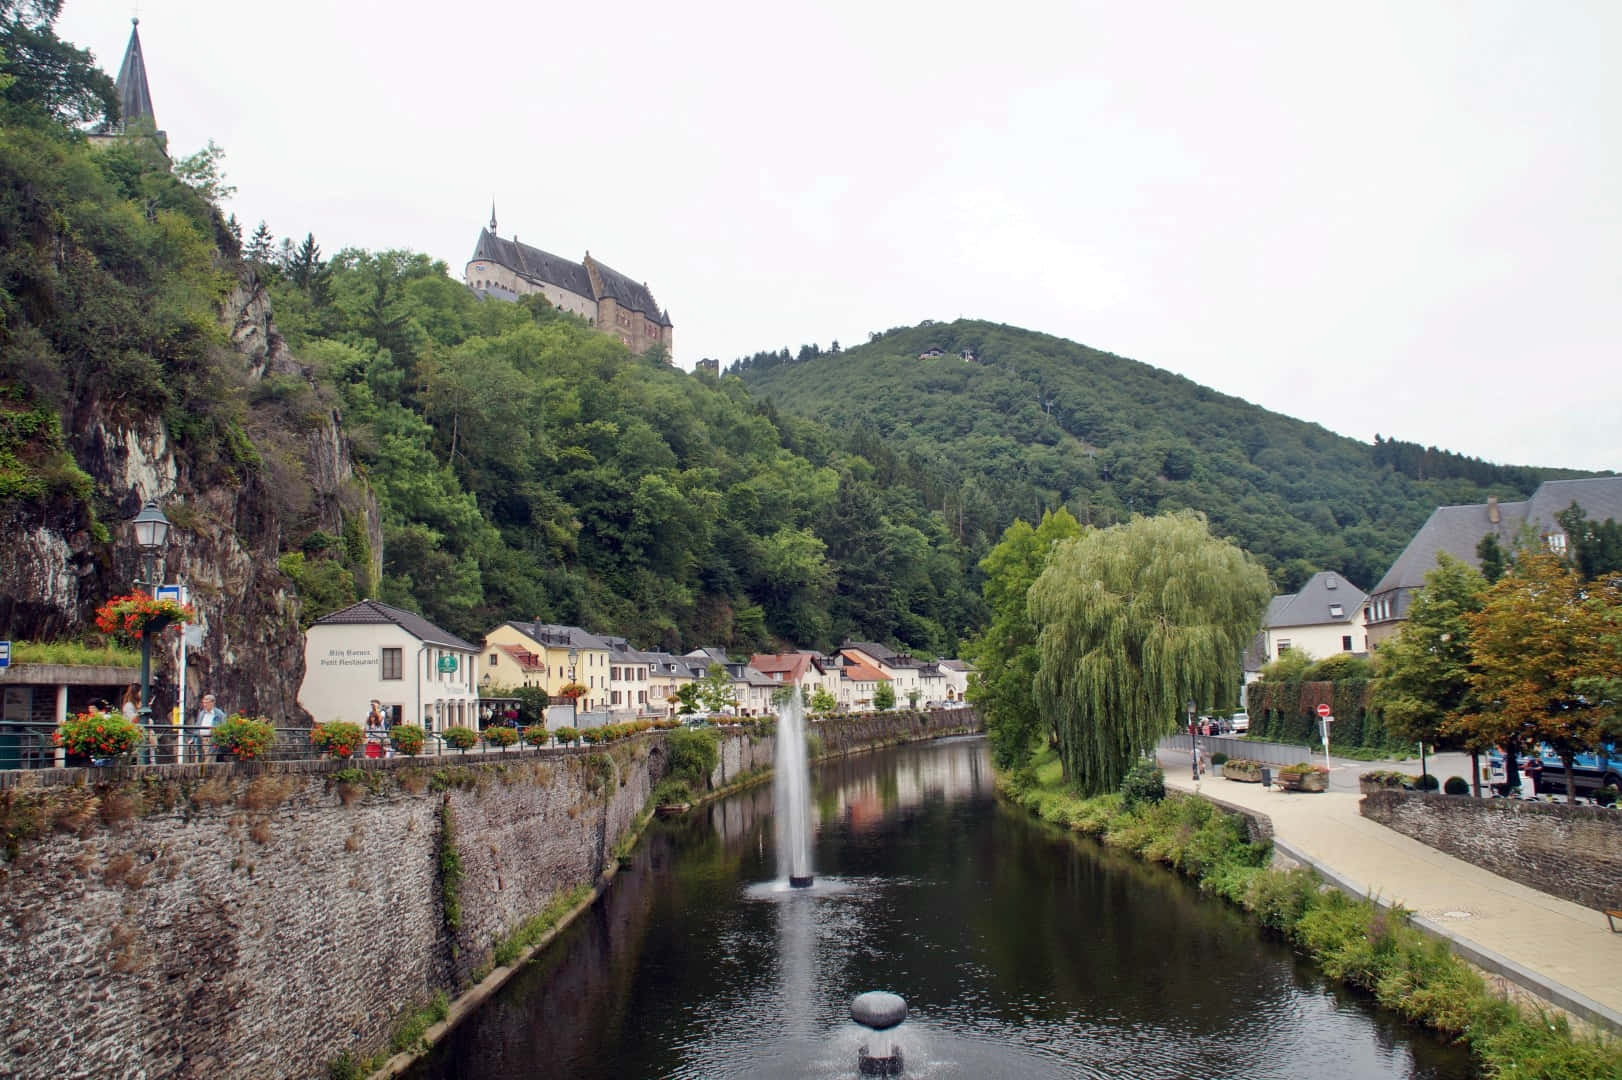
{"left": 405, "top": 735, "right": 1476, "bottom": 1079}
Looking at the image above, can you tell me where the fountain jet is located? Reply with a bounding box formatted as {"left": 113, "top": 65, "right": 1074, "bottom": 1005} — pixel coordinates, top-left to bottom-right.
{"left": 774, "top": 693, "right": 813, "bottom": 888}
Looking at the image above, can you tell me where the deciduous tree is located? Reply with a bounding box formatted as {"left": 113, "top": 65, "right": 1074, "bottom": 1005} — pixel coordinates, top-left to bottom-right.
{"left": 1454, "top": 553, "right": 1615, "bottom": 802}
{"left": 1028, "top": 511, "right": 1271, "bottom": 793}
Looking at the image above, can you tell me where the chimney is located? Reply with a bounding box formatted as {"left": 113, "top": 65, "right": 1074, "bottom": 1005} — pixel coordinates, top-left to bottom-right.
{"left": 1487, "top": 496, "right": 1500, "bottom": 524}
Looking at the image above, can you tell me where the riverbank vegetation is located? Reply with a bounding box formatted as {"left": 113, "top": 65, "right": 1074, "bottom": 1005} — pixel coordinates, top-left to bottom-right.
{"left": 1004, "top": 751, "right": 1622, "bottom": 1079}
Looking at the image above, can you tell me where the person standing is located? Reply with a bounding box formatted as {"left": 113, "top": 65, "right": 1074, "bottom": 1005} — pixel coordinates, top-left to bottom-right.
{"left": 193, "top": 693, "right": 224, "bottom": 764}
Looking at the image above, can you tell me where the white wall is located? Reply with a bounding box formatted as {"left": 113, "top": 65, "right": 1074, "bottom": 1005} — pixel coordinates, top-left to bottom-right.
{"left": 300, "top": 624, "right": 478, "bottom": 734}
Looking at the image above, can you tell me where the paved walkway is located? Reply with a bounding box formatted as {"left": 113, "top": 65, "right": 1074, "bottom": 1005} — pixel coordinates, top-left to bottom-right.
{"left": 1157, "top": 747, "right": 1622, "bottom": 1034}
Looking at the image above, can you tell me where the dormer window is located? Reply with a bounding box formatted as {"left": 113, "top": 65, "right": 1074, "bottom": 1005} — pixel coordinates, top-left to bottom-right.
{"left": 1325, "top": 575, "right": 1338, "bottom": 589}
{"left": 1329, "top": 603, "right": 1343, "bottom": 618}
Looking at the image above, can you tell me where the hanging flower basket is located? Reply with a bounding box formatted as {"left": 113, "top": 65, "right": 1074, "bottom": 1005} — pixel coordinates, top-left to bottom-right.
{"left": 94, "top": 592, "right": 195, "bottom": 646}
{"left": 55, "top": 711, "right": 145, "bottom": 762}
{"left": 212, "top": 715, "right": 276, "bottom": 760}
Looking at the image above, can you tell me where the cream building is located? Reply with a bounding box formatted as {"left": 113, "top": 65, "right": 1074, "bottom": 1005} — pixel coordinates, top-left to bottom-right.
{"left": 483, "top": 622, "right": 611, "bottom": 713}
{"left": 299, "top": 600, "right": 479, "bottom": 734}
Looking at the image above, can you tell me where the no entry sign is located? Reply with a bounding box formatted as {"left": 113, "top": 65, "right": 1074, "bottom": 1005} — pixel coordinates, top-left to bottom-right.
{"left": 1316, "top": 703, "right": 1332, "bottom": 717}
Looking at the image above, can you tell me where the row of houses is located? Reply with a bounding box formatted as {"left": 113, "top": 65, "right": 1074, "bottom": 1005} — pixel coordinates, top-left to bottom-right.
{"left": 1244, "top": 475, "right": 1622, "bottom": 693}
{"left": 297, "top": 602, "right": 971, "bottom": 733}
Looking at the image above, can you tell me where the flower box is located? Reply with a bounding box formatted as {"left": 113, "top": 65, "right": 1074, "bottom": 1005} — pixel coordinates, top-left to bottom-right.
{"left": 1222, "top": 759, "right": 1265, "bottom": 783}
{"left": 1276, "top": 763, "right": 1329, "bottom": 792}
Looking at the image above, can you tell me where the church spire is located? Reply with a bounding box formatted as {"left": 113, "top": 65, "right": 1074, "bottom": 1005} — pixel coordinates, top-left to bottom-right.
{"left": 114, "top": 18, "right": 156, "bottom": 133}
{"left": 489, "top": 201, "right": 498, "bottom": 235}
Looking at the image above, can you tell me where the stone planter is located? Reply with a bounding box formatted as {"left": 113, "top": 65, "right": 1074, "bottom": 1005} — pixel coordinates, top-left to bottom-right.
{"left": 1223, "top": 762, "right": 1264, "bottom": 783}
{"left": 1359, "top": 780, "right": 1405, "bottom": 796}
{"left": 1277, "top": 770, "right": 1328, "bottom": 792}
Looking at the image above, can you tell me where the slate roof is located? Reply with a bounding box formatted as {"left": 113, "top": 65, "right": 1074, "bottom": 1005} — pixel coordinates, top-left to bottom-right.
{"left": 503, "top": 621, "right": 610, "bottom": 652}
{"left": 114, "top": 19, "right": 156, "bottom": 131}
{"left": 470, "top": 230, "right": 595, "bottom": 298}
{"left": 1265, "top": 572, "right": 1366, "bottom": 629}
{"left": 937, "top": 659, "right": 972, "bottom": 672}
{"left": 587, "top": 256, "right": 671, "bottom": 324}
{"left": 1369, "top": 475, "right": 1622, "bottom": 597}
{"left": 312, "top": 600, "right": 476, "bottom": 651}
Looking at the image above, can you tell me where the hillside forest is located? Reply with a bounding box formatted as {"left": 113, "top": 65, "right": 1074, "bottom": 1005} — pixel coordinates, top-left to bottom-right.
{"left": 0, "top": 4, "right": 1606, "bottom": 664}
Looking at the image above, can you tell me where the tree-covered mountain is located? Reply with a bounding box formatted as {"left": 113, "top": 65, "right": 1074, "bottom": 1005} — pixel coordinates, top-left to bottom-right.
{"left": 261, "top": 258, "right": 984, "bottom": 653}
{"left": 731, "top": 321, "right": 1600, "bottom": 592}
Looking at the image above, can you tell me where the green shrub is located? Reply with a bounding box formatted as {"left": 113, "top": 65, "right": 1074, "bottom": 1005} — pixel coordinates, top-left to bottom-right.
{"left": 442, "top": 726, "right": 479, "bottom": 752}
{"left": 1210, "top": 752, "right": 1228, "bottom": 765}
{"left": 1443, "top": 776, "right": 1469, "bottom": 795}
{"left": 1415, "top": 773, "right": 1440, "bottom": 791}
{"left": 666, "top": 727, "right": 720, "bottom": 789}
{"left": 1119, "top": 759, "right": 1165, "bottom": 810}
{"left": 652, "top": 777, "right": 692, "bottom": 805}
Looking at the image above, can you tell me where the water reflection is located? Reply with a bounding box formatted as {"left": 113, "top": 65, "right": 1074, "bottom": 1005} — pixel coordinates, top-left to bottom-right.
{"left": 405, "top": 736, "right": 1476, "bottom": 1079}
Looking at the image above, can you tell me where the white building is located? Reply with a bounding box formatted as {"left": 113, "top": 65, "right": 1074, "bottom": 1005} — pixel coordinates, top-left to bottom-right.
{"left": 300, "top": 600, "right": 479, "bottom": 734}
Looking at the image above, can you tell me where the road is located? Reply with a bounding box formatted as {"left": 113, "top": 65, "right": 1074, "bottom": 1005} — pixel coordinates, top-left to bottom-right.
{"left": 1158, "top": 739, "right": 1475, "bottom": 795}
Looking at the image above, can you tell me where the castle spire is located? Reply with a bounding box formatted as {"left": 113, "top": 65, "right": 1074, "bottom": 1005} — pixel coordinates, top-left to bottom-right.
{"left": 489, "top": 201, "right": 497, "bottom": 235}
{"left": 114, "top": 17, "right": 156, "bottom": 132}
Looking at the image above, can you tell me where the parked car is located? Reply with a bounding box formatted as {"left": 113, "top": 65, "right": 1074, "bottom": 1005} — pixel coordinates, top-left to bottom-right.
{"left": 1230, "top": 711, "right": 1250, "bottom": 734}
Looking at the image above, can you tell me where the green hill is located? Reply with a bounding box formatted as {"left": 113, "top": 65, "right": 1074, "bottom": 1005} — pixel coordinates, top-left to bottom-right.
{"left": 732, "top": 320, "right": 1596, "bottom": 591}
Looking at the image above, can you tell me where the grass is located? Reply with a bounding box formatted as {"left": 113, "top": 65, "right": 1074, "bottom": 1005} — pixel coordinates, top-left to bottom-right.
{"left": 10, "top": 639, "right": 141, "bottom": 668}
{"left": 489, "top": 884, "right": 593, "bottom": 968}
{"left": 1002, "top": 749, "right": 1622, "bottom": 1080}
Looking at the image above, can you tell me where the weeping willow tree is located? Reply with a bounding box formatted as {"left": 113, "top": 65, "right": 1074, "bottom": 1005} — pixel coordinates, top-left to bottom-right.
{"left": 1029, "top": 511, "right": 1272, "bottom": 794}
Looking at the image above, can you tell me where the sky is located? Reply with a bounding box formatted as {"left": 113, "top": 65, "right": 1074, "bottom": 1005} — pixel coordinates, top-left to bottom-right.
{"left": 59, "top": 0, "right": 1621, "bottom": 472}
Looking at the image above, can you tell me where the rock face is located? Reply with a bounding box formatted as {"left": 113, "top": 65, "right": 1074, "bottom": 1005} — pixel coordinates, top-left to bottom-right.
{"left": 0, "top": 270, "right": 381, "bottom": 722}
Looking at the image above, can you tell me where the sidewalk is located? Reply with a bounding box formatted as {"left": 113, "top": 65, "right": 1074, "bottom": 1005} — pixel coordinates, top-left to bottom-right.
{"left": 1159, "top": 756, "right": 1622, "bottom": 1034}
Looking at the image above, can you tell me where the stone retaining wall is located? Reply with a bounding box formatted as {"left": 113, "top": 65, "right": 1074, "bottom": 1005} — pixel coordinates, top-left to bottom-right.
{"left": 0, "top": 709, "right": 980, "bottom": 1079}
{"left": 1360, "top": 791, "right": 1622, "bottom": 911}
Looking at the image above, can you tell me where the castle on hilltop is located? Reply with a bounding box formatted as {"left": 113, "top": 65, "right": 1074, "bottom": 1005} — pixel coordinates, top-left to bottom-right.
{"left": 465, "top": 208, "right": 674, "bottom": 361}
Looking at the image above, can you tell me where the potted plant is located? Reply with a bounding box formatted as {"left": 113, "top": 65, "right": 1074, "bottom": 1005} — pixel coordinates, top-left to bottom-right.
{"left": 521, "top": 724, "right": 549, "bottom": 748}
{"left": 442, "top": 726, "right": 479, "bottom": 753}
{"left": 389, "top": 723, "right": 426, "bottom": 756}
{"left": 1277, "top": 762, "right": 1329, "bottom": 792}
{"left": 1358, "top": 769, "right": 1416, "bottom": 794}
{"left": 482, "top": 725, "right": 519, "bottom": 750}
{"left": 310, "top": 721, "right": 365, "bottom": 760}
{"left": 54, "top": 710, "right": 145, "bottom": 764}
{"left": 553, "top": 726, "right": 579, "bottom": 746}
{"left": 211, "top": 714, "right": 276, "bottom": 761}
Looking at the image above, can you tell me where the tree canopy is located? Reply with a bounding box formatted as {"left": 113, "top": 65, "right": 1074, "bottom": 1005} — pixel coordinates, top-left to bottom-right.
{"left": 1372, "top": 555, "right": 1486, "bottom": 752}
{"left": 963, "top": 508, "right": 1083, "bottom": 769}
{"left": 1028, "top": 511, "right": 1271, "bottom": 793}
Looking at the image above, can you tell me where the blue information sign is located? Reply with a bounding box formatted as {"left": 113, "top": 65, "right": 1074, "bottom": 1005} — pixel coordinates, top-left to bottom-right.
{"left": 0, "top": 641, "right": 9, "bottom": 668}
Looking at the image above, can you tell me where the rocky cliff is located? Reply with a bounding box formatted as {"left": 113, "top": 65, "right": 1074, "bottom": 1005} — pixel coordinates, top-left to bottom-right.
{"left": 0, "top": 269, "right": 381, "bottom": 721}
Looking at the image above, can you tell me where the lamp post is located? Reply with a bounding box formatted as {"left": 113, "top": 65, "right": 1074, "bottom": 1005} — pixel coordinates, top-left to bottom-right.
{"left": 1187, "top": 698, "right": 1199, "bottom": 779}
{"left": 129, "top": 500, "right": 172, "bottom": 750}
{"left": 567, "top": 647, "right": 579, "bottom": 725}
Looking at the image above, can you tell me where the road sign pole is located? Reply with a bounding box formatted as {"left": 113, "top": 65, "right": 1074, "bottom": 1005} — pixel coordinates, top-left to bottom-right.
{"left": 1317, "top": 703, "right": 1333, "bottom": 774}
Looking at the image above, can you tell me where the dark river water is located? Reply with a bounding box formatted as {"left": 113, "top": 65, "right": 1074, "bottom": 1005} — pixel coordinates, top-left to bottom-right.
{"left": 405, "top": 735, "right": 1476, "bottom": 1079}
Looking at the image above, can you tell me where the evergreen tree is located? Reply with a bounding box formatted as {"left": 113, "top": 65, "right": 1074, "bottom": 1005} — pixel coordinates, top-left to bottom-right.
{"left": 245, "top": 220, "right": 274, "bottom": 264}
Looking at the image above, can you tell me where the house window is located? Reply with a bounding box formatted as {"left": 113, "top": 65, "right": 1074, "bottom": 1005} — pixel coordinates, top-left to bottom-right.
{"left": 639, "top": 690, "right": 647, "bottom": 704}
{"left": 382, "top": 648, "right": 402, "bottom": 680}
{"left": 488, "top": 652, "right": 498, "bottom": 666}
{"left": 1546, "top": 532, "right": 1567, "bottom": 554}
{"left": 1276, "top": 639, "right": 1292, "bottom": 657}
{"left": 1329, "top": 604, "right": 1343, "bottom": 618}
{"left": 1326, "top": 575, "right": 1337, "bottom": 590}
{"left": 612, "top": 691, "right": 622, "bottom": 705}
{"left": 1342, "top": 635, "right": 1353, "bottom": 651}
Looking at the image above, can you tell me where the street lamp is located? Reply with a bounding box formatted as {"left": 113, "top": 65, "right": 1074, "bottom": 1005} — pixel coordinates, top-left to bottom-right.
{"left": 567, "top": 647, "right": 579, "bottom": 724}
{"left": 130, "top": 499, "right": 172, "bottom": 733}
{"left": 1187, "top": 698, "right": 1199, "bottom": 779}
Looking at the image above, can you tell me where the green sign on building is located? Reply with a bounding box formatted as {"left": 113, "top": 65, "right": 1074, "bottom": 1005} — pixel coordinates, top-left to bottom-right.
{"left": 437, "top": 654, "right": 458, "bottom": 674}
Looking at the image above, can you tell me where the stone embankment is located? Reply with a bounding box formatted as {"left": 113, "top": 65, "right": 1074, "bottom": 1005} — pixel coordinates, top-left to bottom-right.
{"left": 0, "top": 707, "right": 978, "bottom": 1079}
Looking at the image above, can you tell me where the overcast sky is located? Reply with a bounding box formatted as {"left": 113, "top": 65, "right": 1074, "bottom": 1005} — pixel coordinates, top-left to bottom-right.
{"left": 61, "top": 0, "right": 1620, "bottom": 472}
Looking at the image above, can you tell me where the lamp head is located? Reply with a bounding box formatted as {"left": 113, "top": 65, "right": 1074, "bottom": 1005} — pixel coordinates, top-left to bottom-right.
{"left": 131, "top": 499, "right": 171, "bottom": 551}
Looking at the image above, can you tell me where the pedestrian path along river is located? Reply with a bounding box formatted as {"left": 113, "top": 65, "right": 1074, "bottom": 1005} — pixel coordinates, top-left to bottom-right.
{"left": 1157, "top": 749, "right": 1622, "bottom": 1034}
